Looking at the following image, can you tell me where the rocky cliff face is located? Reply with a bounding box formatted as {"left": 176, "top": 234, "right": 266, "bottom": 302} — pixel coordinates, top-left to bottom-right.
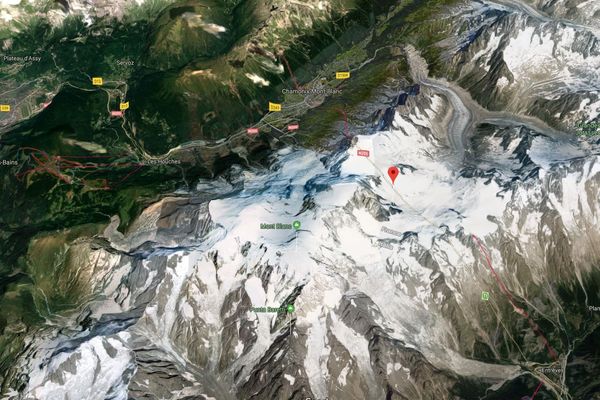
{"left": 525, "top": 0, "right": 600, "bottom": 29}
{"left": 445, "top": 0, "right": 600, "bottom": 131}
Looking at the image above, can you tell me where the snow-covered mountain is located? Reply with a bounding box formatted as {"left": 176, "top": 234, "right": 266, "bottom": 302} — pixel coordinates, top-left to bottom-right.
{"left": 3, "top": 1, "right": 600, "bottom": 399}
{"left": 8, "top": 56, "right": 600, "bottom": 399}
{"left": 446, "top": 0, "right": 600, "bottom": 130}
{"left": 524, "top": 0, "right": 600, "bottom": 30}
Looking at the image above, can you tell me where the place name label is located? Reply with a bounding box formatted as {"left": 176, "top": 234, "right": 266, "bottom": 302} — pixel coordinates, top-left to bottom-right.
{"left": 0, "top": 160, "right": 18, "bottom": 166}
{"left": 251, "top": 306, "right": 287, "bottom": 313}
{"left": 139, "top": 159, "right": 182, "bottom": 166}
{"left": 377, "top": 241, "right": 393, "bottom": 250}
{"left": 539, "top": 367, "right": 561, "bottom": 375}
{"left": 260, "top": 223, "right": 292, "bottom": 230}
{"left": 282, "top": 88, "right": 342, "bottom": 95}
{"left": 381, "top": 226, "right": 403, "bottom": 237}
{"left": 3, "top": 55, "right": 41, "bottom": 63}
{"left": 116, "top": 60, "right": 135, "bottom": 66}
{"left": 589, "top": 305, "right": 600, "bottom": 311}
{"left": 577, "top": 122, "right": 600, "bottom": 136}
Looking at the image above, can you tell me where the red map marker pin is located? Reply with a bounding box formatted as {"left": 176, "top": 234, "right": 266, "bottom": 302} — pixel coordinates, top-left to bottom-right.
{"left": 388, "top": 166, "right": 399, "bottom": 184}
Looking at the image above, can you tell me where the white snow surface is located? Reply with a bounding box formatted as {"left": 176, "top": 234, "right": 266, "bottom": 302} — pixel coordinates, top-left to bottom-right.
{"left": 25, "top": 334, "right": 134, "bottom": 400}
